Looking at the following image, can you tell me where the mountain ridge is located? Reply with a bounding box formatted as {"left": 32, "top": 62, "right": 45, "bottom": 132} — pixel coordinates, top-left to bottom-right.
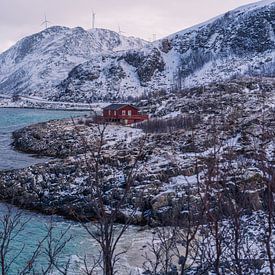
{"left": 0, "top": 26, "right": 147, "bottom": 98}
{"left": 0, "top": 0, "right": 274, "bottom": 103}
{"left": 53, "top": 0, "right": 274, "bottom": 102}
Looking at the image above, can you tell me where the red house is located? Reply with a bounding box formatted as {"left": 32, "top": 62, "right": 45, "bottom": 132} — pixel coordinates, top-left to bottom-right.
{"left": 101, "top": 104, "right": 148, "bottom": 125}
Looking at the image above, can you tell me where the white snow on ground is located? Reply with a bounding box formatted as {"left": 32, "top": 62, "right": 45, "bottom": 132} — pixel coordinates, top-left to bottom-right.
{"left": 164, "top": 0, "right": 275, "bottom": 41}
{"left": 54, "top": 0, "right": 274, "bottom": 102}
{"left": 0, "top": 26, "right": 147, "bottom": 100}
{"left": 170, "top": 174, "right": 200, "bottom": 187}
{"left": 103, "top": 124, "right": 144, "bottom": 146}
{"left": 69, "top": 210, "right": 275, "bottom": 274}
{"left": 0, "top": 95, "right": 109, "bottom": 111}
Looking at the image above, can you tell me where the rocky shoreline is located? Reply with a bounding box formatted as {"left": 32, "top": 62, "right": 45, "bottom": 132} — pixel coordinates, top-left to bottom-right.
{"left": 1, "top": 117, "right": 196, "bottom": 224}
{"left": 1, "top": 78, "right": 274, "bottom": 226}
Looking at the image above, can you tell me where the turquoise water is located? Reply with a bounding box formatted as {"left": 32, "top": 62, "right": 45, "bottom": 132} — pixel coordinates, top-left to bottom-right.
{"left": 0, "top": 108, "right": 88, "bottom": 170}
{"left": 0, "top": 203, "right": 140, "bottom": 275}
{"left": 0, "top": 203, "right": 94, "bottom": 274}
{"left": 0, "top": 108, "right": 142, "bottom": 274}
{"left": 0, "top": 108, "right": 93, "bottom": 274}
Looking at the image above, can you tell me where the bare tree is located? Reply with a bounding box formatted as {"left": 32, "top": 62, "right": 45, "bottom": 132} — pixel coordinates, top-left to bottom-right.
{"left": 40, "top": 223, "right": 72, "bottom": 275}
{"left": 72, "top": 116, "right": 147, "bottom": 275}
{"left": 0, "top": 206, "right": 32, "bottom": 275}
{"left": 252, "top": 89, "right": 275, "bottom": 275}
{"left": 142, "top": 227, "right": 178, "bottom": 275}
{"left": 0, "top": 204, "right": 72, "bottom": 275}
{"left": 176, "top": 180, "right": 202, "bottom": 275}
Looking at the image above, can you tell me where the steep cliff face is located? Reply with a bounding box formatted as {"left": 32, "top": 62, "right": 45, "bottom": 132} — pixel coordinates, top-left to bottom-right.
{"left": 54, "top": 47, "right": 166, "bottom": 102}
{"left": 0, "top": 26, "right": 147, "bottom": 98}
{"left": 54, "top": 0, "right": 275, "bottom": 102}
{"left": 166, "top": 0, "right": 275, "bottom": 86}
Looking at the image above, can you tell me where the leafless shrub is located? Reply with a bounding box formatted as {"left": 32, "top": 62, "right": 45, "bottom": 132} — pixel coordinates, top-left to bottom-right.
{"left": 142, "top": 227, "right": 179, "bottom": 275}
{"left": 137, "top": 115, "right": 201, "bottom": 134}
{"left": 72, "top": 116, "right": 147, "bottom": 275}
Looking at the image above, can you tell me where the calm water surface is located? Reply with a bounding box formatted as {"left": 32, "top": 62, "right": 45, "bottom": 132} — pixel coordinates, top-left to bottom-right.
{"left": 0, "top": 108, "right": 142, "bottom": 274}
{"left": 0, "top": 108, "right": 93, "bottom": 273}
{"left": 0, "top": 108, "right": 88, "bottom": 170}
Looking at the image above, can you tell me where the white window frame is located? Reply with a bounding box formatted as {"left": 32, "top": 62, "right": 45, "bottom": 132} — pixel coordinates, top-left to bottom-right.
{"left": 108, "top": 110, "right": 111, "bottom": 115}
{"left": 114, "top": 110, "right": 117, "bottom": 116}
{"left": 128, "top": 110, "right": 132, "bottom": 116}
{"left": 122, "top": 110, "right": 126, "bottom": 116}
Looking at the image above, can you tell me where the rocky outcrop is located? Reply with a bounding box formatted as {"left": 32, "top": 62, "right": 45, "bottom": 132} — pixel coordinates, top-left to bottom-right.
{"left": 123, "top": 48, "right": 165, "bottom": 83}
{"left": 160, "top": 39, "right": 173, "bottom": 53}
{"left": 136, "top": 48, "right": 165, "bottom": 84}
{"left": 12, "top": 119, "right": 84, "bottom": 158}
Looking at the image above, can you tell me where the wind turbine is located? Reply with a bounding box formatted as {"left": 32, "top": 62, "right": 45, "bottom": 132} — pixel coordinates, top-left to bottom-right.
{"left": 118, "top": 25, "right": 125, "bottom": 35}
{"left": 92, "top": 10, "right": 96, "bottom": 29}
{"left": 41, "top": 14, "right": 50, "bottom": 29}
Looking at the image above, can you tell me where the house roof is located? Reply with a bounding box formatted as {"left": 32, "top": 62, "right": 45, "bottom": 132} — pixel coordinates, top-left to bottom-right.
{"left": 103, "top": 104, "right": 138, "bottom": 110}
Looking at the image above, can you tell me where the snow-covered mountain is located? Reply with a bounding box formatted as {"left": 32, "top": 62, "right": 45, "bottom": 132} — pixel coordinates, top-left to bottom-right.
{"left": 0, "top": 0, "right": 274, "bottom": 103}
{"left": 54, "top": 0, "right": 275, "bottom": 102}
{"left": 0, "top": 26, "right": 147, "bottom": 98}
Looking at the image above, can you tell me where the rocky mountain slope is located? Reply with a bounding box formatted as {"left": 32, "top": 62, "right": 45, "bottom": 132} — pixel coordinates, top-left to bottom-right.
{"left": 0, "top": 27, "right": 147, "bottom": 98}
{"left": 54, "top": 0, "right": 275, "bottom": 102}
{"left": 0, "top": 0, "right": 274, "bottom": 104}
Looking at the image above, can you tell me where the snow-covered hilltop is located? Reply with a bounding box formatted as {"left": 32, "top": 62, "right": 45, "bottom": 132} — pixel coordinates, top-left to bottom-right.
{"left": 0, "top": 0, "right": 274, "bottom": 103}
{"left": 54, "top": 0, "right": 275, "bottom": 102}
{"left": 0, "top": 26, "right": 147, "bottom": 98}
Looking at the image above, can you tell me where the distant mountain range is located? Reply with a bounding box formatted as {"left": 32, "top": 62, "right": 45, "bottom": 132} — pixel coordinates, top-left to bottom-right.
{"left": 0, "top": 0, "right": 274, "bottom": 103}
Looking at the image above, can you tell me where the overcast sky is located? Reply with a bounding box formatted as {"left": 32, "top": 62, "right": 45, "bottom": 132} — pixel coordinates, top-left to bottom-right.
{"left": 0, "top": 0, "right": 261, "bottom": 53}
